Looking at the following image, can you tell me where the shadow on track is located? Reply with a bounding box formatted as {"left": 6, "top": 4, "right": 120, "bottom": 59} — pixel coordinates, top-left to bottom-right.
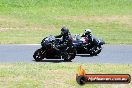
{"left": 32, "top": 60, "right": 72, "bottom": 63}
{"left": 76, "top": 54, "right": 96, "bottom": 57}
{"left": 32, "top": 54, "right": 99, "bottom": 63}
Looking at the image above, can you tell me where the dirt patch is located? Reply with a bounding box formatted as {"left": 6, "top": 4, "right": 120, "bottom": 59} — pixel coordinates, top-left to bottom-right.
{"left": 57, "top": 15, "right": 132, "bottom": 25}
{"left": 0, "top": 15, "right": 58, "bottom": 32}
{"left": 0, "top": 15, "right": 26, "bottom": 31}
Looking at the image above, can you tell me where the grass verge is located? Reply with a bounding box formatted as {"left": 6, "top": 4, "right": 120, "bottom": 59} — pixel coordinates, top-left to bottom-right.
{"left": 0, "top": 0, "right": 132, "bottom": 44}
{"left": 0, "top": 63, "right": 132, "bottom": 88}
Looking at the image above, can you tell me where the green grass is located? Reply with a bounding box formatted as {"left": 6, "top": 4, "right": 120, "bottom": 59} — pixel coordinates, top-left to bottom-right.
{"left": 0, "top": 63, "right": 132, "bottom": 88}
{"left": 0, "top": 0, "right": 132, "bottom": 44}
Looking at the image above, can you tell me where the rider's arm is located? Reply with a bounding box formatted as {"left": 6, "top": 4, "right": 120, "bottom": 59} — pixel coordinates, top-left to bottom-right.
{"left": 55, "top": 34, "right": 62, "bottom": 38}
{"left": 66, "top": 35, "right": 73, "bottom": 46}
{"left": 81, "top": 34, "right": 86, "bottom": 37}
{"left": 88, "top": 34, "right": 93, "bottom": 42}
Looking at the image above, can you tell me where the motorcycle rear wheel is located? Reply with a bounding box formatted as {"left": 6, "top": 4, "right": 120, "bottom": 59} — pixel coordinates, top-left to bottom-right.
{"left": 33, "top": 48, "right": 45, "bottom": 61}
{"left": 63, "top": 48, "right": 76, "bottom": 61}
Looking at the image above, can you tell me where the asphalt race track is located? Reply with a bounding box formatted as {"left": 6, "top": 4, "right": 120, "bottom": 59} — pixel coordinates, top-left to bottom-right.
{"left": 0, "top": 44, "right": 132, "bottom": 64}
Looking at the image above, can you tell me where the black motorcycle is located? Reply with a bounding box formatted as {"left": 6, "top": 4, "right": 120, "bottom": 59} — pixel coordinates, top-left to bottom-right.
{"left": 73, "top": 34, "right": 105, "bottom": 56}
{"left": 33, "top": 35, "right": 76, "bottom": 61}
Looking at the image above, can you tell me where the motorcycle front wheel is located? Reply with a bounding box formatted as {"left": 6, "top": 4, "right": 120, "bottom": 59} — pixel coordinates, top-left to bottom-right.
{"left": 89, "top": 45, "right": 102, "bottom": 56}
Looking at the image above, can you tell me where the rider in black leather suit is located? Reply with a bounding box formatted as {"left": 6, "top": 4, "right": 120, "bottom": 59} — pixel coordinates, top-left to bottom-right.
{"left": 55, "top": 27, "right": 73, "bottom": 47}
{"left": 81, "top": 29, "right": 99, "bottom": 51}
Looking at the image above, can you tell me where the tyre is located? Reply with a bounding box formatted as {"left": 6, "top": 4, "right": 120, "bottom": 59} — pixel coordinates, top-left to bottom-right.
{"left": 63, "top": 48, "right": 76, "bottom": 62}
{"left": 89, "top": 45, "right": 102, "bottom": 56}
{"left": 33, "top": 48, "right": 45, "bottom": 61}
{"left": 62, "top": 52, "right": 71, "bottom": 62}
{"left": 96, "top": 45, "right": 102, "bottom": 54}
{"left": 76, "top": 76, "right": 86, "bottom": 85}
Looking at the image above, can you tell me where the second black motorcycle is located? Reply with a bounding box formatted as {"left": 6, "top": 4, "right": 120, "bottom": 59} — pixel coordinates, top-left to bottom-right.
{"left": 73, "top": 34, "right": 105, "bottom": 56}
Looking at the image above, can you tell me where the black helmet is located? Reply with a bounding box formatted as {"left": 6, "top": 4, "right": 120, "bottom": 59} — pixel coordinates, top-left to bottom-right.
{"left": 61, "top": 27, "right": 69, "bottom": 35}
